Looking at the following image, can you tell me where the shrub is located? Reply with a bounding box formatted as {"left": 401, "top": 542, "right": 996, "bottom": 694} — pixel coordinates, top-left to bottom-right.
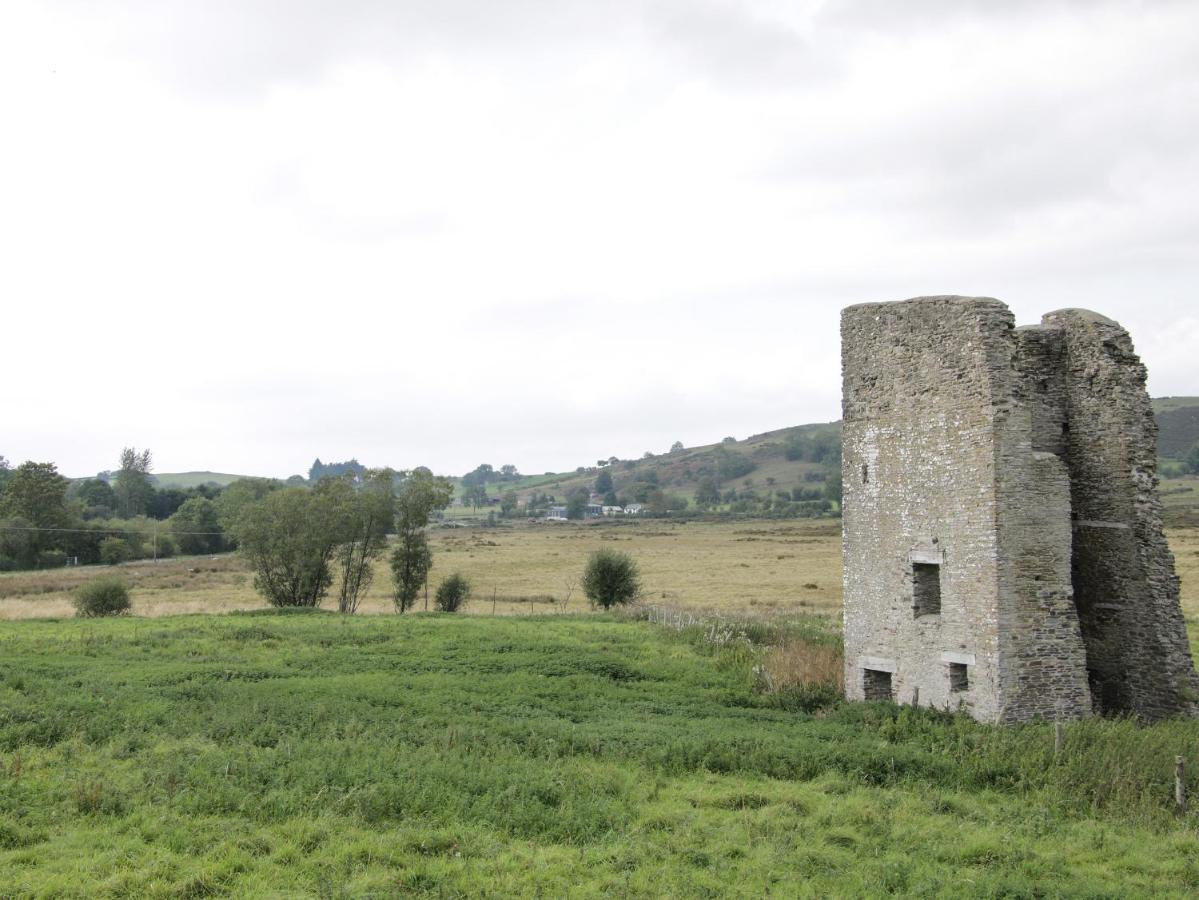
{"left": 36, "top": 551, "right": 67, "bottom": 569}
{"left": 154, "top": 533, "right": 177, "bottom": 558}
{"left": 582, "top": 549, "right": 641, "bottom": 610}
{"left": 435, "top": 573, "right": 471, "bottom": 612}
{"left": 73, "top": 576, "right": 131, "bottom": 618}
{"left": 99, "top": 537, "right": 130, "bottom": 566}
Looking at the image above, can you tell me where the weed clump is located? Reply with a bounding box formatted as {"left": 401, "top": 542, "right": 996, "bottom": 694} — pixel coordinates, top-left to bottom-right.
{"left": 435, "top": 573, "right": 471, "bottom": 612}
{"left": 582, "top": 548, "right": 641, "bottom": 610}
{"left": 72, "top": 576, "right": 131, "bottom": 618}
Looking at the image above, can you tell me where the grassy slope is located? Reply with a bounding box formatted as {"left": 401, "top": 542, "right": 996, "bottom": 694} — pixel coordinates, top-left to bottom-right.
{"left": 3, "top": 612, "right": 1199, "bottom": 897}
{"left": 151, "top": 472, "right": 253, "bottom": 489}
{"left": 453, "top": 422, "right": 841, "bottom": 511}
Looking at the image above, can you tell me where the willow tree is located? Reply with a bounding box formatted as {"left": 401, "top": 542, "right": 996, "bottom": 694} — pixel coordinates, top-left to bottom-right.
{"left": 390, "top": 469, "right": 453, "bottom": 612}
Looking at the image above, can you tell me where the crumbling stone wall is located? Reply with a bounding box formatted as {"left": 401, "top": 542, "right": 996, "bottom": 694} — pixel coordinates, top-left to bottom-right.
{"left": 1042, "top": 309, "right": 1199, "bottom": 719}
{"left": 841, "top": 296, "right": 1196, "bottom": 724}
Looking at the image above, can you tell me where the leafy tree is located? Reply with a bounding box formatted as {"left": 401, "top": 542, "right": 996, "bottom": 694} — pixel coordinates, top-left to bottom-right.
{"left": 499, "top": 464, "right": 519, "bottom": 478}
{"left": 500, "top": 491, "right": 518, "bottom": 517}
{"left": 335, "top": 469, "right": 394, "bottom": 614}
{"left": 602, "top": 490, "right": 618, "bottom": 506}
{"left": 695, "top": 476, "right": 721, "bottom": 508}
{"left": 716, "top": 449, "right": 755, "bottom": 481}
{"left": 0, "top": 517, "right": 37, "bottom": 570}
{"left": 169, "top": 497, "right": 224, "bottom": 555}
{"left": 216, "top": 477, "right": 282, "bottom": 544}
{"left": 73, "top": 478, "right": 116, "bottom": 518}
{"left": 1186, "top": 443, "right": 1199, "bottom": 475}
{"left": 670, "top": 441, "right": 684, "bottom": 453}
{"left": 0, "top": 455, "right": 11, "bottom": 491}
{"left": 99, "top": 537, "right": 131, "bottom": 565}
{"left": 308, "top": 458, "right": 366, "bottom": 483}
{"left": 0, "top": 461, "right": 70, "bottom": 528}
{"left": 595, "top": 469, "right": 613, "bottom": 494}
{"left": 566, "top": 491, "right": 588, "bottom": 520}
{"left": 227, "top": 482, "right": 355, "bottom": 608}
{"left": 391, "top": 469, "right": 454, "bottom": 613}
{"left": 114, "top": 448, "right": 154, "bottom": 518}
{"left": 722, "top": 436, "right": 736, "bottom": 444}
{"left": 823, "top": 467, "right": 843, "bottom": 506}
{"left": 582, "top": 549, "right": 641, "bottom": 609}
{"left": 461, "top": 463, "right": 496, "bottom": 488}
{"left": 0, "top": 462, "right": 72, "bottom": 563}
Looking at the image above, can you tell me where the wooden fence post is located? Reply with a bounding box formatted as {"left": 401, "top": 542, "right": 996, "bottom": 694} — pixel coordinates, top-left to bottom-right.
{"left": 1176, "top": 756, "right": 1186, "bottom": 814}
{"left": 1054, "top": 722, "right": 1063, "bottom": 756}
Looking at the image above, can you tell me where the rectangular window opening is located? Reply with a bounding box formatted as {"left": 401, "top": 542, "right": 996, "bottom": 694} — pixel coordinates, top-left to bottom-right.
{"left": 862, "top": 668, "right": 893, "bottom": 701}
{"left": 912, "top": 562, "right": 942, "bottom": 617}
{"left": 949, "top": 662, "right": 969, "bottom": 692}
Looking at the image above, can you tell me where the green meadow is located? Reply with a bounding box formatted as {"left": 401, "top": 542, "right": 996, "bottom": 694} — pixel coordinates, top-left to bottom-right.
{"left": 3, "top": 611, "right": 1199, "bottom": 897}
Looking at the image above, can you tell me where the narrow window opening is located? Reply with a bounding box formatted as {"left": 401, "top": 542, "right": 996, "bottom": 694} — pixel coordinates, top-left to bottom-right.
{"left": 861, "top": 463, "right": 869, "bottom": 484}
{"left": 912, "top": 562, "right": 942, "bottom": 617}
{"left": 949, "top": 662, "right": 969, "bottom": 692}
{"left": 862, "top": 668, "right": 893, "bottom": 701}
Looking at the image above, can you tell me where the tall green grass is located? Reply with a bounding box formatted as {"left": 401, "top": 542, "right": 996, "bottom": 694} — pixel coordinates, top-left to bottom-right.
{"left": 1, "top": 612, "right": 1197, "bottom": 896}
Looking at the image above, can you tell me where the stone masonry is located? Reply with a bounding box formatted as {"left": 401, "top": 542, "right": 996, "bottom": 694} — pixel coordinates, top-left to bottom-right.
{"left": 841, "top": 296, "right": 1198, "bottom": 724}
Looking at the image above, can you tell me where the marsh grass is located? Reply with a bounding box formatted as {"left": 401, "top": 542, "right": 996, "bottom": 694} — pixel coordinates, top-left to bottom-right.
{"left": 4, "top": 613, "right": 1199, "bottom": 895}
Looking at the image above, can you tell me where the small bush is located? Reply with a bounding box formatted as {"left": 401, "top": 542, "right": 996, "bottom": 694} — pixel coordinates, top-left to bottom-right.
{"left": 99, "top": 537, "right": 130, "bottom": 566}
{"left": 435, "top": 573, "right": 471, "bottom": 612}
{"left": 73, "top": 576, "right": 131, "bottom": 618}
{"left": 36, "top": 550, "right": 67, "bottom": 569}
{"left": 582, "top": 549, "right": 641, "bottom": 610}
{"left": 154, "top": 533, "right": 177, "bottom": 558}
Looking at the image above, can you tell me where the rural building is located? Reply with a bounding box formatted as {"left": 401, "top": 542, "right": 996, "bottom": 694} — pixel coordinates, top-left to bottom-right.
{"left": 546, "top": 505, "right": 568, "bottom": 521}
{"left": 602, "top": 505, "right": 624, "bottom": 516}
{"left": 841, "top": 296, "right": 1199, "bottom": 723}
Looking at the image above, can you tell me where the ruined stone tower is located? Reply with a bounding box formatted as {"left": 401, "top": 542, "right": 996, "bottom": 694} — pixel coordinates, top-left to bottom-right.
{"left": 841, "top": 296, "right": 1198, "bottom": 723}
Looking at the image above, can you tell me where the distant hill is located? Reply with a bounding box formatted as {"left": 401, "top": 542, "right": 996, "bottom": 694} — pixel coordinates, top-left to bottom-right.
{"left": 151, "top": 471, "right": 253, "bottom": 489}
{"left": 468, "top": 421, "right": 841, "bottom": 512}
{"left": 1152, "top": 397, "right": 1199, "bottom": 459}
{"left": 473, "top": 398, "right": 1198, "bottom": 522}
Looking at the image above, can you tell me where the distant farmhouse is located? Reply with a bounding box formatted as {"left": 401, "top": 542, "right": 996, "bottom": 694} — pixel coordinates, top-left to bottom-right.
{"left": 542, "top": 500, "right": 644, "bottom": 521}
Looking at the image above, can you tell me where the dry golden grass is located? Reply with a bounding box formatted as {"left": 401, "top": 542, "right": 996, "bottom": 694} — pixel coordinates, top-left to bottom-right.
{"left": 2, "top": 521, "right": 1196, "bottom": 627}
{"left": 759, "top": 640, "right": 845, "bottom": 692}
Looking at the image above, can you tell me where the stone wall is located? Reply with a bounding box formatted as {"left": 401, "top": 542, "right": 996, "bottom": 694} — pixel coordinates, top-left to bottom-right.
{"left": 1042, "top": 309, "right": 1199, "bottom": 719}
{"left": 841, "top": 296, "right": 1194, "bottom": 724}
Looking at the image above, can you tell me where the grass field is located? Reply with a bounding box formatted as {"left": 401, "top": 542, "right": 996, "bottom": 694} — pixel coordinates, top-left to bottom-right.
{"left": 3, "top": 519, "right": 1196, "bottom": 628}
{"left": 0, "top": 520, "right": 846, "bottom": 621}
{"left": 4, "top": 612, "right": 1199, "bottom": 897}
{"left": 4, "top": 522, "right": 1199, "bottom": 895}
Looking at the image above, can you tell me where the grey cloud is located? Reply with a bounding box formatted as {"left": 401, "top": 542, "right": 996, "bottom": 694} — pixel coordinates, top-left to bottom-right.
{"left": 816, "top": 0, "right": 1181, "bottom": 33}
{"left": 646, "top": 2, "right": 839, "bottom": 89}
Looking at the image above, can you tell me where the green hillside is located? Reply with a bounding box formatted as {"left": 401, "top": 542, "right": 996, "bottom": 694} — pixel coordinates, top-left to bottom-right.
{"left": 151, "top": 471, "right": 254, "bottom": 489}
{"left": 458, "top": 422, "right": 841, "bottom": 513}
{"left": 1153, "top": 397, "right": 1199, "bottom": 460}
{"left": 472, "top": 398, "right": 1198, "bottom": 520}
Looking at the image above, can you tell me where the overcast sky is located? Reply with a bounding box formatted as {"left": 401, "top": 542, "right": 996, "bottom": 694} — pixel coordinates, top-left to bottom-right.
{"left": 2, "top": 1, "right": 1197, "bottom": 479}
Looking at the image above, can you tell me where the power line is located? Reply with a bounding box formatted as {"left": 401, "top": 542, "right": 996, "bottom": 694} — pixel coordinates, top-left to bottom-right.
{"left": 0, "top": 524, "right": 224, "bottom": 536}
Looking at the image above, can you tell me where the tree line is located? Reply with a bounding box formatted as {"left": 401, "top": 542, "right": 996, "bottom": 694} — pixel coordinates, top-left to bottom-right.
{"left": 0, "top": 449, "right": 230, "bottom": 570}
